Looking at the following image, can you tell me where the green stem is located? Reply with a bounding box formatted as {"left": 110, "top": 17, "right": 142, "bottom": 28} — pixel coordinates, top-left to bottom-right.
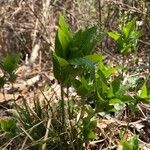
{"left": 60, "top": 84, "right": 65, "bottom": 130}
{"left": 98, "top": 0, "right": 102, "bottom": 52}
{"left": 122, "top": 55, "right": 125, "bottom": 77}
{"left": 67, "top": 89, "right": 76, "bottom": 150}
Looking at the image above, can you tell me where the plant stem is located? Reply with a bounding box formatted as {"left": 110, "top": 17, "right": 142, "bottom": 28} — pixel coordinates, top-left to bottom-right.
{"left": 60, "top": 84, "right": 65, "bottom": 130}
{"left": 149, "top": 53, "right": 150, "bottom": 74}
{"left": 98, "top": 0, "right": 102, "bottom": 52}
{"left": 11, "top": 83, "right": 15, "bottom": 100}
{"left": 122, "top": 55, "right": 125, "bottom": 77}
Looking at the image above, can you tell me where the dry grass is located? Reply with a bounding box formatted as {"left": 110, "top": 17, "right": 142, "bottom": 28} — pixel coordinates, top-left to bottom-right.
{"left": 0, "top": 0, "right": 149, "bottom": 59}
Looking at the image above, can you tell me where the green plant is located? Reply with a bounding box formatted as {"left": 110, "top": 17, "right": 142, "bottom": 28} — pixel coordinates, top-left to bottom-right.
{"left": 0, "top": 1, "right": 149, "bottom": 149}
{"left": 136, "top": 77, "right": 150, "bottom": 101}
{"left": 52, "top": 15, "right": 142, "bottom": 149}
{"left": 121, "top": 134, "right": 139, "bottom": 150}
{"left": 53, "top": 15, "right": 102, "bottom": 115}
{"left": 0, "top": 53, "right": 20, "bottom": 99}
{"left": 52, "top": 14, "right": 104, "bottom": 148}
{"left": 108, "top": 18, "right": 143, "bottom": 87}
{"left": 79, "top": 105, "right": 97, "bottom": 141}
{"left": 53, "top": 14, "right": 142, "bottom": 142}
{"left": 1, "top": 96, "right": 56, "bottom": 150}
{"left": 0, "top": 117, "right": 17, "bottom": 135}
{"left": 0, "top": 14, "right": 147, "bottom": 150}
{"left": 108, "top": 18, "right": 142, "bottom": 55}
{"left": 14, "top": 97, "right": 48, "bottom": 149}
{"left": 53, "top": 15, "right": 103, "bottom": 86}
{"left": 0, "top": 53, "right": 20, "bottom": 83}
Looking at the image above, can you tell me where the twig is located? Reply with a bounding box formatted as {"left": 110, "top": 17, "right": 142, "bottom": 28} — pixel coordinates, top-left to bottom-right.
{"left": 42, "top": 118, "right": 51, "bottom": 150}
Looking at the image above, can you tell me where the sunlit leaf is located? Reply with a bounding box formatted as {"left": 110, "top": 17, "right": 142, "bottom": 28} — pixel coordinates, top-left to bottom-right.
{"left": 122, "top": 19, "right": 136, "bottom": 38}
{"left": 139, "top": 82, "right": 147, "bottom": 99}
{"left": 108, "top": 32, "right": 121, "bottom": 40}
{"left": 109, "top": 98, "right": 122, "bottom": 105}
{"left": 55, "top": 15, "right": 72, "bottom": 59}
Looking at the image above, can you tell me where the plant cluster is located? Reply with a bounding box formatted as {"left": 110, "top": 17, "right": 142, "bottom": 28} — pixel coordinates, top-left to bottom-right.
{"left": 0, "top": 15, "right": 149, "bottom": 150}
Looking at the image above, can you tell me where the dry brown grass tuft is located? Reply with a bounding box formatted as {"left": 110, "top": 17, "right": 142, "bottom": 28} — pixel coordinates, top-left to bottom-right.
{"left": 0, "top": 0, "right": 149, "bottom": 62}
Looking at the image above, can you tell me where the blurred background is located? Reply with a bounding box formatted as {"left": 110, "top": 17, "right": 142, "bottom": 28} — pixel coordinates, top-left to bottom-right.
{"left": 0, "top": 0, "right": 149, "bottom": 62}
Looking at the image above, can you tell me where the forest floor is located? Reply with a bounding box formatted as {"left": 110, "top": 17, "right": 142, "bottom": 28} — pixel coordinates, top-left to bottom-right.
{"left": 0, "top": 52, "right": 150, "bottom": 150}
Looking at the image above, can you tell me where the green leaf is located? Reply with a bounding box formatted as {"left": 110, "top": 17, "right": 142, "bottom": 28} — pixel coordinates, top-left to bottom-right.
{"left": 119, "top": 95, "right": 134, "bottom": 103}
{"left": 0, "top": 77, "right": 6, "bottom": 88}
{"left": 55, "top": 31, "right": 65, "bottom": 58}
{"left": 108, "top": 18, "right": 142, "bottom": 55}
{"left": 108, "top": 32, "right": 121, "bottom": 40}
{"left": 122, "top": 141, "right": 133, "bottom": 150}
{"left": 145, "top": 78, "right": 150, "bottom": 96}
{"left": 55, "top": 15, "right": 72, "bottom": 59}
{"left": 80, "top": 27, "right": 98, "bottom": 55}
{"left": 120, "top": 43, "right": 133, "bottom": 54}
{"left": 58, "top": 28, "right": 71, "bottom": 56}
{"left": 59, "top": 15, "right": 72, "bottom": 36}
{"left": 1, "top": 53, "right": 20, "bottom": 74}
{"left": 34, "top": 98, "right": 42, "bottom": 119}
{"left": 74, "top": 77, "right": 93, "bottom": 97}
{"left": 52, "top": 54, "right": 70, "bottom": 83}
{"left": 70, "top": 26, "right": 99, "bottom": 57}
{"left": 9, "top": 73, "right": 17, "bottom": 83}
{"left": 131, "top": 31, "right": 142, "bottom": 39}
{"left": 116, "top": 84, "right": 130, "bottom": 97}
{"left": 122, "top": 135, "right": 139, "bottom": 150}
{"left": 0, "top": 117, "right": 17, "bottom": 133}
{"left": 15, "top": 101, "right": 33, "bottom": 127}
{"left": 53, "top": 54, "right": 69, "bottom": 67}
{"left": 107, "top": 84, "right": 114, "bottom": 98}
{"left": 122, "top": 19, "right": 136, "bottom": 39}
{"left": 87, "top": 131, "right": 97, "bottom": 139}
{"left": 69, "top": 57, "right": 96, "bottom": 79}
{"left": 69, "top": 57, "right": 95, "bottom": 68}
{"left": 97, "top": 62, "right": 115, "bottom": 78}
{"left": 52, "top": 54, "right": 61, "bottom": 81}
{"left": 112, "top": 76, "right": 121, "bottom": 93}
{"left": 78, "top": 77, "right": 90, "bottom": 96}
{"left": 69, "top": 54, "right": 103, "bottom": 79}
{"left": 84, "top": 54, "right": 104, "bottom": 64}
{"left": 95, "top": 94, "right": 111, "bottom": 112}
{"left": 82, "top": 118, "right": 97, "bottom": 140}
{"left": 88, "top": 120, "right": 97, "bottom": 130}
{"left": 95, "top": 70, "right": 108, "bottom": 99}
{"left": 85, "top": 105, "right": 95, "bottom": 117}
{"left": 129, "top": 135, "right": 139, "bottom": 150}
{"left": 68, "top": 29, "right": 83, "bottom": 58}
{"left": 108, "top": 76, "right": 121, "bottom": 98}
{"left": 139, "top": 82, "right": 147, "bottom": 99}
{"left": 109, "top": 98, "right": 122, "bottom": 105}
